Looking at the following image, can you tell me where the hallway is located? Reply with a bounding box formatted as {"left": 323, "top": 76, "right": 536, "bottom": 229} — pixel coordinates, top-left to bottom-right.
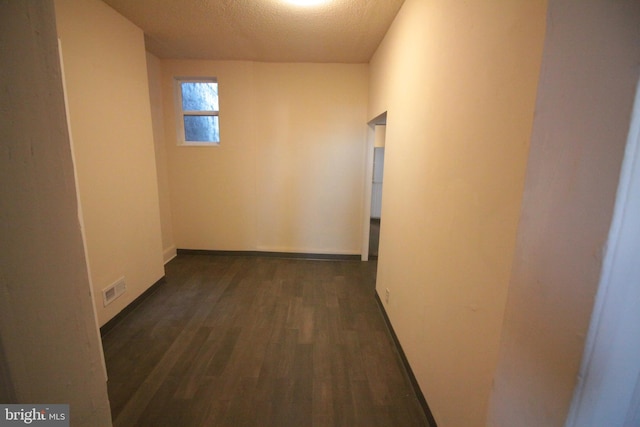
{"left": 102, "top": 254, "right": 429, "bottom": 426}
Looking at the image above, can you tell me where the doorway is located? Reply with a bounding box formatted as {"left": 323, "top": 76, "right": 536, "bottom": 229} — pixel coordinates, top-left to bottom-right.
{"left": 362, "top": 112, "right": 387, "bottom": 261}
{"left": 369, "top": 145, "right": 385, "bottom": 258}
{"left": 565, "top": 79, "right": 640, "bottom": 427}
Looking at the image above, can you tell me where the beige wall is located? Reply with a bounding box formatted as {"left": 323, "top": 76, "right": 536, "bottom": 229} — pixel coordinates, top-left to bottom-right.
{"left": 55, "top": 0, "right": 164, "bottom": 326}
{"left": 161, "top": 60, "right": 369, "bottom": 254}
{"left": 489, "top": 1, "right": 640, "bottom": 426}
{"left": 146, "top": 52, "right": 176, "bottom": 263}
{"left": 0, "top": 1, "right": 111, "bottom": 424}
{"left": 368, "top": 0, "right": 546, "bottom": 425}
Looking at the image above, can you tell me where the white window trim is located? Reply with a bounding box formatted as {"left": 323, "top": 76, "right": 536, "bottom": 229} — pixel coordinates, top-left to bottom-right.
{"left": 174, "top": 77, "right": 220, "bottom": 146}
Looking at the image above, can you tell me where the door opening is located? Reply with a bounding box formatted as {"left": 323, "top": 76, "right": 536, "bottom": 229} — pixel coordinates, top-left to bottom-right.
{"left": 565, "top": 78, "right": 640, "bottom": 427}
{"left": 362, "top": 112, "right": 387, "bottom": 261}
{"left": 369, "top": 145, "right": 385, "bottom": 259}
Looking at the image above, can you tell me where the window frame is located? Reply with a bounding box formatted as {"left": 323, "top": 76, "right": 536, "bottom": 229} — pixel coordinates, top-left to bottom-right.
{"left": 174, "top": 77, "right": 220, "bottom": 146}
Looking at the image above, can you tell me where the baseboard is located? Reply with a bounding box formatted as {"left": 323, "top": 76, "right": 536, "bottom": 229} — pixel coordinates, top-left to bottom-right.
{"left": 375, "top": 293, "right": 438, "bottom": 427}
{"left": 176, "top": 248, "right": 361, "bottom": 261}
{"left": 163, "top": 245, "right": 177, "bottom": 264}
{"left": 100, "top": 276, "right": 166, "bottom": 338}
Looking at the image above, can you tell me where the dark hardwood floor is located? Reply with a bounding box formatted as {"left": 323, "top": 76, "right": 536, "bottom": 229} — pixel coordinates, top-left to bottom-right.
{"left": 102, "top": 254, "right": 430, "bottom": 427}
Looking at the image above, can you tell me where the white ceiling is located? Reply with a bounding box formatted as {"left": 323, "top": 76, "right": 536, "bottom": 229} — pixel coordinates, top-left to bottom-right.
{"left": 100, "top": 0, "right": 405, "bottom": 63}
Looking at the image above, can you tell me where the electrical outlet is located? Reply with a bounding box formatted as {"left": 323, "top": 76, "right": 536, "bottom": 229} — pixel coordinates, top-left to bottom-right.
{"left": 385, "top": 288, "right": 390, "bottom": 304}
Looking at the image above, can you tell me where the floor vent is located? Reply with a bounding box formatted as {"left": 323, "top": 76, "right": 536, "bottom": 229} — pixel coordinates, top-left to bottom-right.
{"left": 103, "top": 277, "right": 126, "bottom": 307}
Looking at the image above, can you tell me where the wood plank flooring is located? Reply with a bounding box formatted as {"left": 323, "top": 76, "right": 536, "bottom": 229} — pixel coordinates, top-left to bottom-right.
{"left": 102, "top": 254, "right": 430, "bottom": 427}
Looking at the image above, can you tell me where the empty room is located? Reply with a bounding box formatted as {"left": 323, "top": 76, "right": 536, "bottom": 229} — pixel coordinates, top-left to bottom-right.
{"left": 2, "top": 0, "right": 640, "bottom": 426}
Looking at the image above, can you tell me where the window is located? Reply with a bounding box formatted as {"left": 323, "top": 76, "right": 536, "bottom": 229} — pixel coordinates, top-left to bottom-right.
{"left": 175, "top": 78, "right": 219, "bottom": 145}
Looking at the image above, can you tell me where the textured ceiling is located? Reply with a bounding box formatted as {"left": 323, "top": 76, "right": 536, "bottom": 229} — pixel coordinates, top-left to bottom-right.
{"left": 100, "top": 0, "right": 405, "bottom": 63}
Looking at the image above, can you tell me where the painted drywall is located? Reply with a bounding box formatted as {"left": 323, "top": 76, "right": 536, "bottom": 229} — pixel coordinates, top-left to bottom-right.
{"left": 161, "top": 60, "right": 369, "bottom": 254}
{"left": 0, "top": 1, "right": 111, "bottom": 424}
{"left": 488, "top": 1, "right": 640, "bottom": 426}
{"left": 146, "top": 52, "right": 176, "bottom": 263}
{"left": 367, "top": 0, "right": 546, "bottom": 425}
{"left": 374, "top": 125, "right": 386, "bottom": 148}
{"left": 55, "top": 0, "right": 165, "bottom": 326}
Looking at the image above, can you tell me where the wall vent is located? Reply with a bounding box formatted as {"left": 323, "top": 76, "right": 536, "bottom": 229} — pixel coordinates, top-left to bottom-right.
{"left": 102, "top": 277, "right": 126, "bottom": 307}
